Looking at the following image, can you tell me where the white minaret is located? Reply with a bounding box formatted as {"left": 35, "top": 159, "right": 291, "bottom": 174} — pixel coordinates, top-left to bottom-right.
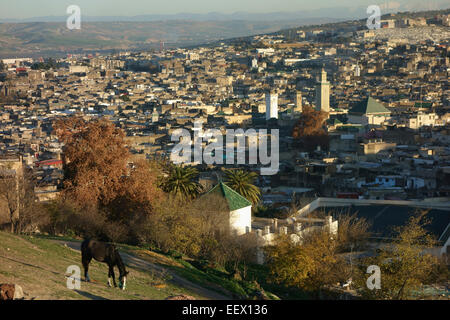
{"left": 265, "top": 90, "right": 278, "bottom": 120}
{"left": 294, "top": 90, "right": 302, "bottom": 113}
{"left": 354, "top": 64, "right": 361, "bottom": 77}
{"left": 152, "top": 110, "right": 159, "bottom": 123}
{"left": 251, "top": 57, "right": 258, "bottom": 69}
{"left": 315, "top": 68, "right": 330, "bottom": 113}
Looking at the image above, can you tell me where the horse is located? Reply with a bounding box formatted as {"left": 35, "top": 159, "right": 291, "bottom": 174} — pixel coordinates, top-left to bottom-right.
{"left": 81, "top": 239, "right": 129, "bottom": 290}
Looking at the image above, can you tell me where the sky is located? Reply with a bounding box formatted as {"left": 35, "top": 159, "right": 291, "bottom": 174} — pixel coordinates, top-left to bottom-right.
{"left": 0, "top": 0, "right": 447, "bottom": 19}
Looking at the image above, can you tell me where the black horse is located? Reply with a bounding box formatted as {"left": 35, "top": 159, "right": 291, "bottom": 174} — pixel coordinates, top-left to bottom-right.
{"left": 81, "top": 239, "right": 129, "bottom": 290}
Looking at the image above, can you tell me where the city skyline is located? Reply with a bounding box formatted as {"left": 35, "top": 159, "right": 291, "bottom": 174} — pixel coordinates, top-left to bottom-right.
{"left": 0, "top": 4, "right": 448, "bottom": 302}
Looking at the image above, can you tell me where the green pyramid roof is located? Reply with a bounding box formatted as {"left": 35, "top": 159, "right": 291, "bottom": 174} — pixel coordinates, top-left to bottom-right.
{"left": 349, "top": 97, "right": 390, "bottom": 115}
{"left": 205, "top": 182, "right": 252, "bottom": 211}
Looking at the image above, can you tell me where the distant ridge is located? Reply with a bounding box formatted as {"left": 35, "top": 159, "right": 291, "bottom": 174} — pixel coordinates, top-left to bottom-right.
{"left": 1, "top": 1, "right": 449, "bottom": 23}
{"left": 1, "top": 8, "right": 360, "bottom": 23}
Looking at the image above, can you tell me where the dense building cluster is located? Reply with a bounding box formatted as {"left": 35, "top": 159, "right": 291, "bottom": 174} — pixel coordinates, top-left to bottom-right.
{"left": 0, "top": 12, "right": 449, "bottom": 211}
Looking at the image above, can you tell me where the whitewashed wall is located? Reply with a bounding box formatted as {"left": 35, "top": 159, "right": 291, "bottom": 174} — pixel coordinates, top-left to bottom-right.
{"left": 230, "top": 205, "right": 252, "bottom": 236}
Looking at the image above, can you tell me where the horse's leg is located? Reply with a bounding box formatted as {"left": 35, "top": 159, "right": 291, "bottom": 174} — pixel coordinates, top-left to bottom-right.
{"left": 82, "top": 255, "right": 92, "bottom": 282}
{"left": 107, "top": 265, "right": 114, "bottom": 287}
{"left": 109, "top": 265, "right": 117, "bottom": 287}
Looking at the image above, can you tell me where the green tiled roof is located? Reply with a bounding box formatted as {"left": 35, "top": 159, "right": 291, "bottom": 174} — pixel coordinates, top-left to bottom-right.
{"left": 414, "top": 102, "right": 433, "bottom": 108}
{"left": 349, "top": 97, "right": 390, "bottom": 115}
{"left": 205, "top": 182, "right": 252, "bottom": 211}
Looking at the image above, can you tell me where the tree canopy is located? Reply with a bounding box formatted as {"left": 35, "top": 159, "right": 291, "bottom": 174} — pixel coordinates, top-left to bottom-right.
{"left": 355, "top": 211, "right": 441, "bottom": 300}
{"left": 292, "top": 106, "right": 329, "bottom": 152}
{"left": 54, "top": 116, "right": 130, "bottom": 207}
{"left": 265, "top": 231, "right": 349, "bottom": 298}
{"left": 160, "top": 165, "right": 203, "bottom": 201}
{"left": 223, "top": 169, "right": 261, "bottom": 205}
{"left": 54, "top": 116, "right": 164, "bottom": 228}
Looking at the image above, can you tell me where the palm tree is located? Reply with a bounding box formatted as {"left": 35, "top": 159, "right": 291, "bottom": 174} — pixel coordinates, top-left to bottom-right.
{"left": 161, "top": 166, "right": 202, "bottom": 200}
{"left": 223, "top": 169, "right": 261, "bottom": 204}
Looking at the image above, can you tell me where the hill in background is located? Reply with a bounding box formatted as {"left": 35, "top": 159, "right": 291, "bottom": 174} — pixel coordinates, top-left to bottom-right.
{"left": 0, "top": 18, "right": 343, "bottom": 58}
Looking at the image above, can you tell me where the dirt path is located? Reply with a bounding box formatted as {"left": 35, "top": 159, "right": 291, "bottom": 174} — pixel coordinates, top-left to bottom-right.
{"left": 54, "top": 240, "right": 232, "bottom": 300}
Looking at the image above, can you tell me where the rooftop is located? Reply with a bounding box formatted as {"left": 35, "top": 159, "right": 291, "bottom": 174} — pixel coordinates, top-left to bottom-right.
{"left": 349, "top": 97, "right": 391, "bottom": 115}
{"left": 205, "top": 182, "right": 252, "bottom": 212}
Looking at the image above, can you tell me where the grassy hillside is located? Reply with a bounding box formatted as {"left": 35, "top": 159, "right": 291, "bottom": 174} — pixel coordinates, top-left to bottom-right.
{"left": 0, "top": 231, "right": 226, "bottom": 300}
{"left": 0, "top": 231, "right": 282, "bottom": 300}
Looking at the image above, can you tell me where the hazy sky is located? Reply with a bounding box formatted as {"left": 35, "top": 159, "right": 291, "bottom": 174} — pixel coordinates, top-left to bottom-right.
{"left": 0, "top": 0, "right": 446, "bottom": 19}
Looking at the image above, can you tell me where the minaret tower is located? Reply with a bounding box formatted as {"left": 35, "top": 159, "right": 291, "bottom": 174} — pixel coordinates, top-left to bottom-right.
{"left": 294, "top": 90, "right": 302, "bottom": 113}
{"left": 265, "top": 90, "right": 279, "bottom": 120}
{"left": 315, "top": 68, "right": 330, "bottom": 113}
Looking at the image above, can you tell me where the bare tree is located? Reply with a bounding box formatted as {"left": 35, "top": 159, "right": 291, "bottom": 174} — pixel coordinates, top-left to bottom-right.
{"left": 0, "top": 167, "right": 37, "bottom": 233}
{"left": 0, "top": 174, "right": 19, "bottom": 233}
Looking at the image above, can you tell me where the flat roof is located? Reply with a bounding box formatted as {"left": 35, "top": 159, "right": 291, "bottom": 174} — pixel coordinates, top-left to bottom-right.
{"left": 316, "top": 205, "right": 450, "bottom": 241}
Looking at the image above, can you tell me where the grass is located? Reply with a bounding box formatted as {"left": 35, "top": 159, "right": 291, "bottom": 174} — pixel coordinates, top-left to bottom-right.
{"left": 166, "top": 258, "right": 283, "bottom": 300}
{"left": 86, "top": 240, "right": 281, "bottom": 300}
{"left": 0, "top": 231, "right": 287, "bottom": 300}
{"left": 105, "top": 244, "right": 250, "bottom": 298}
{"left": 0, "top": 231, "right": 211, "bottom": 300}
{"left": 168, "top": 259, "right": 245, "bottom": 298}
{"left": 70, "top": 239, "right": 281, "bottom": 300}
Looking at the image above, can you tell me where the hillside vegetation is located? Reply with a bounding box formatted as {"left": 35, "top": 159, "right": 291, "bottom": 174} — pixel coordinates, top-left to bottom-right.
{"left": 0, "top": 231, "right": 226, "bottom": 300}
{"left": 0, "top": 231, "right": 282, "bottom": 300}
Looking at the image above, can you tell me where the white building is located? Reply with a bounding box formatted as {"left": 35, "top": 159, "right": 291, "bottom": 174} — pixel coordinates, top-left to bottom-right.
{"left": 406, "top": 112, "right": 439, "bottom": 129}
{"left": 294, "top": 90, "right": 302, "bottom": 113}
{"left": 380, "top": 19, "right": 396, "bottom": 28}
{"left": 406, "top": 177, "right": 425, "bottom": 189}
{"left": 354, "top": 64, "right": 361, "bottom": 77}
{"left": 253, "top": 215, "right": 338, "bottom": 264}
{"left": 188, "top": 52, "right": 200, "bottom": 61}
{"left": 265, "top": 91, "right": 278, "bottom": 120}
{"left": 203, "top": 182, "right": 252, "bottom": 236}
{"left": 69, "top": 65, "right": 89, "bottom": 74}
{"left": 284, "top": 58, "right": 302, "bottom": 66}
{"left": 151, "top": 111, "right": 159, "bottom": 123}
{"left": 348, "top": 97, "right": 391, "bottom": 126}
{"left": 256, "top": 48, "right": 275, "bottom": 57}
{"left": 251, "top": 57, "right": 258, "bottom": 69}
{"left": 2, "top": 58, "right": 33, "bottom": 65}
{"left": 315, "top": 68, "right": 330, "bottom": 113}
{"left": 374, "top": 175, "right": 402, "bottom": 188}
